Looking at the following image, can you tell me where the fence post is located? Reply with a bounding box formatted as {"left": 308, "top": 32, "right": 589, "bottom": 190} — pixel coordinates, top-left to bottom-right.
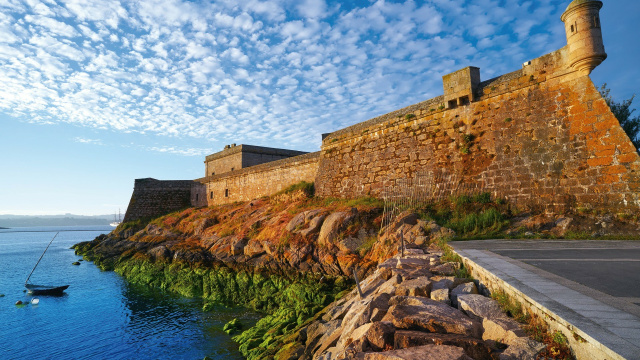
{"left": 353, "top": 267, "right": 364, "bottom": 298}
{"left": 400, "top": 229, "right": 405, "bottom": 258}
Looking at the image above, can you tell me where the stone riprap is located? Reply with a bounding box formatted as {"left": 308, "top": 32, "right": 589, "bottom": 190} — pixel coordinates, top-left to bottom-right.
{"left": 288, "top": 250, "right": 545, "bottom": 360}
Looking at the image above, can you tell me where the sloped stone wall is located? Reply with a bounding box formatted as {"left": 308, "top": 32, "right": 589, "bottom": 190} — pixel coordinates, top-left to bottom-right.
{"left": 123, "top": 178, "right": 198, "bottom": 222}
{"left": 315, "top": 48, "right": 640, "bottom": 214}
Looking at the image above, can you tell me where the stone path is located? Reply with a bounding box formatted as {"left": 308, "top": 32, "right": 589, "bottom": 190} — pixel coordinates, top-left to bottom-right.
{"left": 451, "top": 240, "right": 640, "bottom": 360}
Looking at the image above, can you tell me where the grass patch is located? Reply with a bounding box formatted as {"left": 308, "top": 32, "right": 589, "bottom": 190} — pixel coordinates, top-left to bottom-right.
{"left": 275, "top": 181, "right": 315, "bottom": 197}
{"left": 492, "top": 290, "right": 575, "bottom": 359}
{"left": 357, "top": 236, "right": 378, "bottom": 257}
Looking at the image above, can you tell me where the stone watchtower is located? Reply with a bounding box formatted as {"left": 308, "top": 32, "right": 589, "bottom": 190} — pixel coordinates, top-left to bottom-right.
{"left": 561, "top": 0, "right": 607, "bottom": 75}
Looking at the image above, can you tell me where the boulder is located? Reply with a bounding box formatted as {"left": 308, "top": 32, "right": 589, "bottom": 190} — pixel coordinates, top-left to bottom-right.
{"left": 392, "top": 267, "right": 433, "bottom": 281}
{"left": 431, "top": 262, "right": 457, "bottom": 276}
{"left": 342, "top": 323, "right": 374, "bottom": 352}
{"left": 431, "top": 277, "right": 455, "bottom": 291}
{"left": 318, "top": 210, "right": 356, "bottom": 246}
{"left": 286, "top": 212, "right": 306, "bottom": 232}
{"left": 457, "top": 294, "right": 506, "bottom": 320}
{"left": 482, "top": 317, "right": 527, "bottom": 345}
{"left": 362, "top": 344, "right": 473, "bottom": 360}
{"left": 338, "top": 293, "right": 392, "bottom": 349}
{"left": 375, "top": 274, "right": 402, "bottom": 296}
{"left": 382, "top": 296, "right": 481, "bottom": 338}
{"left": 306, "top": 319, "right": 343, "bottom": 355}
{"left": 498, "top": 337, "right": 546, "bottom": 360}
{"left": 370, "top": 307, "right": 387, "bottom": 322}
{"left": 148, "top": 245, "right": 172, "bottom": 261}
{"left": 394, "top": 330, "right": 494, "bottom": 360}
{"left": 395, "top": 277, "right": 431, "bottom": 297}
{"left": 339, "top": 236, "right": 367, "bottom": 253}
{"left": 396, "top": 257, "right": 430, "bottom": 269}
{"left": 193, "top": 217, "right": 217, "bottom": 236}
{"left": 312, "top": 328, "right": 342, "bottom": 360}
{"left": 430, "top": 288, "right": 450, "bottom": 305}
{"left": 404, "top": 248, "right": 424, "bottom": 255}
{"left": 243, "top": 238, "right": 265, "bottom": 258}
{"left": 200, "top": 234, "right": 221, "bottom": 250}
{"left": 230, "top": 236, "right": 247, "bottom": 256}
{"left": 300, "top": 212, "right": 327, "bottom": 237}
{"left": 365, "top": 321, "right": 396, "bottom": 351}
{"left": 451, "top": 283, "right": 478, "bottom": 308}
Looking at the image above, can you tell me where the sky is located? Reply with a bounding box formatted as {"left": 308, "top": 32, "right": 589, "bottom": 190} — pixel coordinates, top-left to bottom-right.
{"left": 0, "top": 0, "right": 638, "bottom": 216}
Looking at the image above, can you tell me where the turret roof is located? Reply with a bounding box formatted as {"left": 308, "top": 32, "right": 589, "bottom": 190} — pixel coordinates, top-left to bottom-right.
{"left": 565, "top": 0, "right": 603, "bottom": 13}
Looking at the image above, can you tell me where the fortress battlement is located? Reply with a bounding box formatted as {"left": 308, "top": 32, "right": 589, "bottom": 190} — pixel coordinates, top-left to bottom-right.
{"left": 122, "top": 0, "right": 640, "bottom": 222}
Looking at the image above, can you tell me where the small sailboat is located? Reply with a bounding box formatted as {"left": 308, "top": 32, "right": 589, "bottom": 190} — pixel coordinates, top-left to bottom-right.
{"left": 25, "top": 232, "right": 69, "bottom": 296}
{"left": 110, "top": 209, "right": 122, "bottom": 227}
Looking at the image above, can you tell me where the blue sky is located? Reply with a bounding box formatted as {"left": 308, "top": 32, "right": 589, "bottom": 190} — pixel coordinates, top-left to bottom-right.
{"left": 0, "top": 0, "right": 638, "bottom": 216}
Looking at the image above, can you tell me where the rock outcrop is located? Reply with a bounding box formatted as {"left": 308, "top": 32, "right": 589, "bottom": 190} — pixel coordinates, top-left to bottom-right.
{"left": 291, "top": 250, "right": 544, "bottom": 360}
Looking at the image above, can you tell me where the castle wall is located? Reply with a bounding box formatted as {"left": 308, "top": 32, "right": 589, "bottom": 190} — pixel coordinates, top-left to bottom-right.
{"left": 123, "top": 178, "right": 199, "bottom": 222}
{"left": 315, "top": 48, "right": 640, "bottom": 213}
{"left": 199, "top": 152, "right": 320, "bottom": 206}
{"left": 206, "top": 152, "right": 242, "bottom": 177}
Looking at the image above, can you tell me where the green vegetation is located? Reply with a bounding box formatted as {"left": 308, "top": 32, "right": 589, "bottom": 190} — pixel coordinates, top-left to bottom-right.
{"left": 275, "top": 181, "right": 315, "bottom": 197}
{"left": 73, "top": 244, "right": 350, "bottom": 360}
{"left": 417, "top": 192, "right": 509, "bottom": 239}
{"left": 599, "top": 83, "right": 640, "bottom": 152}
{"left": 405, "top": 113, "right": 417, "bottom": 120}
{"left": 504, "top": 117, "right": 512, "bottom": 122}
{"left": 491, "top": 290, "right": 574, "bottom": 360}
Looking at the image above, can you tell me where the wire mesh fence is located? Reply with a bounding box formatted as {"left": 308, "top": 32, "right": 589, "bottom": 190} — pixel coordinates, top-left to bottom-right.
{"left": 379, "top": 170, "right": 488, "bottom": 232}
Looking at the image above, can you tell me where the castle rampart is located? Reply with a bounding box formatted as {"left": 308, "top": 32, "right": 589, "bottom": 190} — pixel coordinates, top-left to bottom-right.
{"left": 197, "top": 151, "right": 320, "bottom": 206}
{"left": 122, "top": 178, "right": 205, "bottom": 222}
{"left": 315, "top": 46, "right": 640, "bottom": 213}
{"left": 121, "top": 0, "right": 640, "bottom": 218}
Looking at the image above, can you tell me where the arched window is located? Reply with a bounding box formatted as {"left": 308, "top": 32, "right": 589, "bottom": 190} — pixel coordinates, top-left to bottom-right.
{"left": 570, "top": 24, "right": 574, "bottom": 33}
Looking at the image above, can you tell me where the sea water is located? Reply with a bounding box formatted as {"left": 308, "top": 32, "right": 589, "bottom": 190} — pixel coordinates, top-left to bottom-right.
{"left": 0, "top": 226, "right": 260, "bottom": 360}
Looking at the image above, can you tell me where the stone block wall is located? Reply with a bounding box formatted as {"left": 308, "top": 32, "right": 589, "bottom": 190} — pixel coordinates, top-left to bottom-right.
{"left": 315, "top": 47, "right": 640, "bottom": 214}
{"left": 204, "top": 144, "right": 308, "bottom": 177}
{"left": 122, "top": 178, "right": 199, "bottom": 222}
{"left": 199, "top": 152, "right": 320, "bottom": 206}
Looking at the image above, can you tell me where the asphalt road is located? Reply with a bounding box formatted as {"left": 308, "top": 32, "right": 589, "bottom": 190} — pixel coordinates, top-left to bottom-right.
{"left": 451, "top": 240, "right": 640, "bottom": 305}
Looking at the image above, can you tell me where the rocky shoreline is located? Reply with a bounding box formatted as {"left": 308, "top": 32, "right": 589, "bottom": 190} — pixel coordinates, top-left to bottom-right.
{"left": 291, "top": 248, "right": 546, "bottom": 359}
{"left": 72, "top": 192, "right": 584, "bottom": 359}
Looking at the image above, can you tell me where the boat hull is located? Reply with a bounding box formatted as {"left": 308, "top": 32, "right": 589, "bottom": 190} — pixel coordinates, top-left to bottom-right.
{"left": 25, "top": 284, "right": 69, "bottom": 296}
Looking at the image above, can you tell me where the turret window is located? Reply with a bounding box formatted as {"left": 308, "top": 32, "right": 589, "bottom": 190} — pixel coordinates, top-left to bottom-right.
{"left": 570, "top": 24, "right": 574, "bottom": 33}
{"left": 593, "top": 15, "right": 600, "bottom": 28}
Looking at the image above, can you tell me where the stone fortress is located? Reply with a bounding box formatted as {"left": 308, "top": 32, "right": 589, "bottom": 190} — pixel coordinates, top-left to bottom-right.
{"left": 123, "top": 0, "right": 639, "bottom": 223}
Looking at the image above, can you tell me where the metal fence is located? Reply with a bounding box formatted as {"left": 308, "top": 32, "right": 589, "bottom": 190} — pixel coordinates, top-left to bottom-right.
{"left": 379, "top": 170, "right": 487, "bottom": 232}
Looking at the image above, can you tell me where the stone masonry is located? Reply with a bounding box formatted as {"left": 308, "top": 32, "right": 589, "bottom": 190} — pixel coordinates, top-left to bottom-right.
{"left": 123, "top": 0, "right": 640, "bottom": 219}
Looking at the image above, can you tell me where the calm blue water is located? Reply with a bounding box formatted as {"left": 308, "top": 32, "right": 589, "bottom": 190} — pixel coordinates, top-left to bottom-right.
{"left": 0, "top": 226, "right": 259, "bottom": 360}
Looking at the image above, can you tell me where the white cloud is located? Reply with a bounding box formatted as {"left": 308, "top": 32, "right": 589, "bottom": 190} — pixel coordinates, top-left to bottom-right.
{"left": 297, "top": 0, "right": 327, "bottom": 19}
{"left": 0, "top": 0, "right": 574, "bottom": 152}
{"left": 74, "top": 137, "right": 103, "bottom": 145}
{"left": 24, "top": 14, "right": 79, "bottom": 37}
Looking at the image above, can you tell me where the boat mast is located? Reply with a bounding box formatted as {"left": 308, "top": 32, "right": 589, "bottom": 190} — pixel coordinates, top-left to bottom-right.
{"left": 25, "top": 232, "right": 59, "bottom": 286}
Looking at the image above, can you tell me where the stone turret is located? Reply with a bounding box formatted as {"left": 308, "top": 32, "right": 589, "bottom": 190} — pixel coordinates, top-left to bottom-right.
{"left": 561, "top": 0, "right": 606, "bottom": 76}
